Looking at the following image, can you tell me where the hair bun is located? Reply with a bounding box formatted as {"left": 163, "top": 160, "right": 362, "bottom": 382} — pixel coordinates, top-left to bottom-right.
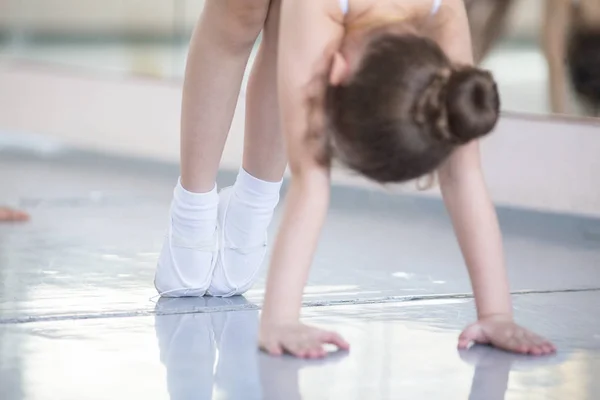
{"left": 415, "top": 67, "right": 500, "bottom": 145}
{"left": 445, "top": 67, "right": 500, "bottom": 143}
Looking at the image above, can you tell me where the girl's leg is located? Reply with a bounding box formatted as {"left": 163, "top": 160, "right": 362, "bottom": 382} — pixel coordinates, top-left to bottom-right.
{"left": 209, "top": 0, "right": 287, "bottom": 296}
{"left": 181, "top": 0, "right": 272, "bottom": 192}
{"left": 155, "top": 0, "right": 271, "bottom": 297}
{"left": 242, "top": 0, "right": 286, "bottom": 182}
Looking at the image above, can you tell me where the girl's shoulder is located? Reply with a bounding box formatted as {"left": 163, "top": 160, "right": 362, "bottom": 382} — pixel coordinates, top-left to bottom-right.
{"left": 345, "top": 0, "right": 462, "bottom": 23}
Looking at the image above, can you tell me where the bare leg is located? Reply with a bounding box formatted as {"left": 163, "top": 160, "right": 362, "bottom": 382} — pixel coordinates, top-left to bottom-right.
{"left": 0, "top": 207, "right": 28, "bottom": 222}
{"left": 243, "top": 0, "right": 287, "bottom": 182}
{"left": 208, "top": 0, "right": 287, "bottom": 296}
{"left": 180, "top": 0, "right": 271, "bottom": 193}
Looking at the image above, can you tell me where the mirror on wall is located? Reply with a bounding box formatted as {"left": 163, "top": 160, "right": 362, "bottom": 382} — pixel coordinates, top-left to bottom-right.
{"left": 467, "top": 0, "right": 600, "bottom": 119}
{"left": 2, "top": 0, "right": 600, "bottom": 120}
{"left": 0, "top": 0, "right": 203, "bottom": 79}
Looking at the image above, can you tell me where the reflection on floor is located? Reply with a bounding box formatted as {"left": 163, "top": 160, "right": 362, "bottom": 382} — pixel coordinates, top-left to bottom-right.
{"left": 1, "top": 145, "right": 599, "bottom": 399}
{"left": 0, "top": 39, "right": 579, "bottom": 115}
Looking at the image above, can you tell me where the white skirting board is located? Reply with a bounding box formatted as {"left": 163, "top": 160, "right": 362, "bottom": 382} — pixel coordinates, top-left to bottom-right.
{"left": 0, "top": 62, "right": 599, "bottom": 218}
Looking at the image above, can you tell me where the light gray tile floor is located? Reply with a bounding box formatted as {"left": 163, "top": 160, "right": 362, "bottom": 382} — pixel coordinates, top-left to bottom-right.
{"left": 1, "top": 145, "right": 599, "bottom": 399}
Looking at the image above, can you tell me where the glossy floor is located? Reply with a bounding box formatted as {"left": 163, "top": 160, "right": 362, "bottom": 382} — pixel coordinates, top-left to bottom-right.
{"left": 1, "top": 147, "right": 600, "bottom": 399}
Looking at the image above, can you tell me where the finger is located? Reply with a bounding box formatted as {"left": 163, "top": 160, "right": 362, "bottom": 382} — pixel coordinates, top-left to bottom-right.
{"left": 499, "top": 336, "right": 529, "bottom": 354}
{"left": 541, "top": 341, "right": 556, "bottom": 354}
{"left": 459, "top": 324, "right": 488, "bottom": 347}
{"left": 285, "top": 341, "right": 308, "bottom": 358}
{"left": 319, "top": 331, "right": 350, "bottom": 350}
{"left": 522, "top": 333, "right": 544, "bottom": 355}
{"left": 515, "top": 341, "right": 530, "bottom": 354}
{"left": 534, "top": 337, "right": 553, "bottom": 355}
{"left": 311, "top": 338, "right": 330, "bottom": 358}
{"left": 457, "top": 337, "right": 472, "bottom": 349}
{"left": 524, "top": 333, "right": 555, "bottom": 355}
{"left": 261, "top": 341, "right": 283, "bottom": 356}
{"left": 524, "top": 335, "right": 545, "bottom": 355}
{"left": 310, "top": 339, "right": 328, "bottom": 358}
{"left": 529, "top": 344, "right": 544, "bottom": 356}
{"left": 296, "top": 345, "right": 312, "bottom": 359}
{"left": 504, "top": 332, "right": 533, "bottom": 354}
{"left": 298, "top": 340, "right": 317, "bottom": 359}
{"left": 306, "top": 342, "right": 327, "bottom": 359}
{"left": 524, "top": 331, "right": 545, "bottom": 345}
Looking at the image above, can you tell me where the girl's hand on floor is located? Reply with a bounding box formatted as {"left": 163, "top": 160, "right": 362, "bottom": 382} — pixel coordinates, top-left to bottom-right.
{"left": 458, "top": 315, "right": 556, "bottom": 355}
{"left": 259, "top": 322, "right": 350, "bottom": 359}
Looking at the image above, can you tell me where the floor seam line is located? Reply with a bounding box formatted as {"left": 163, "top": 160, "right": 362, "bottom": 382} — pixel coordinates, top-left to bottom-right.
{"left": 1, "top": 287, "right": 598, "bottom": 325}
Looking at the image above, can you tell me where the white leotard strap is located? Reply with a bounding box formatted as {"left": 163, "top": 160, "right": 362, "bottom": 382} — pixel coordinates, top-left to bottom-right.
{"left": 339, "top": 0, "right": 349, "bottom": 15}
{"left": 431, "top": 0, "right": 442, "bottom": 15}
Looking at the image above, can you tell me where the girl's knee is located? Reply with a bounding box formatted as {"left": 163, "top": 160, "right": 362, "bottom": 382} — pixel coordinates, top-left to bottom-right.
{"left": 204, "top": 0, "right": 271, "bottom": 49}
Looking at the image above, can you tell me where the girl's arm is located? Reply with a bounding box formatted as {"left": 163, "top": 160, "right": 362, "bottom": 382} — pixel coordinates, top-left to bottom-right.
{"left": 542, "top": 0, "right": 572, "bottom": 114}
{"left": 259, "top": 0, "right": 349, "bottom": 357}
{"left": 440, "top": 144, "right": 513, "bottom": 319}
{"left": 435, "top": 0, "right": 555, "bottom": 354}
{"left": 437, "top": 0, "right": 511, "bottom": 319}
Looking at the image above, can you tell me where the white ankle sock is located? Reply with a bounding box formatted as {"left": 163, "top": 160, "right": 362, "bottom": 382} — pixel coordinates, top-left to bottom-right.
{"left": 224, "top": 168, "right": 282, "bottom": 248}
{"left": 171, "top": 179, "right": 219, "bottom": 240}
{"left": 166, "top": 179, "right": 219, "bottom": 291}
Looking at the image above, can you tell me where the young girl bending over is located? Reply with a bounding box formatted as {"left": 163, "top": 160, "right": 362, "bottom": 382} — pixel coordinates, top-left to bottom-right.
{"left": 154, "top": 0, "right": 555, "bottom": 358}
{"left": 258, "top": 0, "right": 556, "bottom": 358}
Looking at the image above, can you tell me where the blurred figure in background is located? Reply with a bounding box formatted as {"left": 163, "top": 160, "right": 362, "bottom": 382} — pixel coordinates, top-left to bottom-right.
{"left": 544, "top": 0, "right": 600, "bottom": 115}
{"left": 0, "top": 207, "right": 28, "bottom": 222}
{"left": 465, "top": 0, "right": 516, "bottom": 63}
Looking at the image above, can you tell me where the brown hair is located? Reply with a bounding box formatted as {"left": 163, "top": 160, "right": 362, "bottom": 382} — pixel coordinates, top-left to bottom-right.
{"left": 313, "top": 33, "right": 500, "bottom": 183}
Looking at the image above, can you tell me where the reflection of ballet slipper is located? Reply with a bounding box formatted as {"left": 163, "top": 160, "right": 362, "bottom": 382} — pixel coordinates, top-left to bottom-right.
{"left": 258, "top": 350, "right": 349, "bottom": 400}
{"left": 206, "top": 295, "right": 253, "bottom": 343}
{"left": 153, "top": 294, "right": 255, "bottom": 316}
{"left": 154, "top": 312, "right": 216, "bottom": 400}
{"left": 205, "top": 295, "right": 252, "bottom": 308}
{"left": 213, "top": 308, "right": 262, "bottom": 399}
{"left": 154, "top": 297, "right": 263, "bottom": 400}
{"left": 154, "top": 300, "right": 350, "bottom": 400}
{"left": 154, "top": 296, "right": 212, "bottom": 314}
